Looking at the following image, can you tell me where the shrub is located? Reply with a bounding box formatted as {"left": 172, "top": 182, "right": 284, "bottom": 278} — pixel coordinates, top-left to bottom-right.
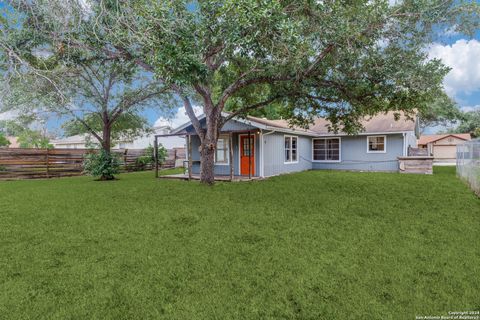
{"left": 83, "top": 150, "right": 120, "bottom": 180}
{"left": 135, "top": 144, "right": 168, "bottom": 170}
{"left": 0, "top": 133, "right": 10, "bottom": 148}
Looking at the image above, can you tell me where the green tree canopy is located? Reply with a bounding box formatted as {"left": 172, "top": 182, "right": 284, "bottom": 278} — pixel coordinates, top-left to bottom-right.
{"left": 418, "top": 92, "right": 464, "bottom": 133}
{"left": 17, "top": 129, "right": 52, "bottom": 149}
{"left": 449, "top": 110, "right": 480, "bottom": 137}
{"left": 0, "top": 133, "right": 10, "bottom": 147}
{"left": 62, "top": 112, "right": 151, "bottom": 143}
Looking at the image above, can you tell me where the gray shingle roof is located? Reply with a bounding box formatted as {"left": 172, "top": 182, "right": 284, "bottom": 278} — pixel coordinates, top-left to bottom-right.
{"left": 246, "top": 111, "right": 416, "bottom": 135}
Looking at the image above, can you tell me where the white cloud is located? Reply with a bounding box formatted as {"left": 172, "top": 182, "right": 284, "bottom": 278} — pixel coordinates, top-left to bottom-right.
{"left": 460, "top": 105, "right": 480, "bottom": 112}
{"left": 154, "top": 106, "right": 203, "bottom": 129}
{"left": 428, "top": 39, "right": 480, "bottom": 97}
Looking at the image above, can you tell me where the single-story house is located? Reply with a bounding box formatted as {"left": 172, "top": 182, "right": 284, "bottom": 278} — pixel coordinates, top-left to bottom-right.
{"left": 417, "top": 134, "right": 471, "bottom": 163}
{"left": 52, "top": 125, "right": 185, "bottom": 150}
{"left": 170, "top": 111, "right": 419, "bottom": 178}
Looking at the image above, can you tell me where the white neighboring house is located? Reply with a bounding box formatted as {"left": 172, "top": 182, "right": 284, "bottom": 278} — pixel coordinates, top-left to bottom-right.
{"left": 51, "top": 126, "right": 185, "bottom": 150}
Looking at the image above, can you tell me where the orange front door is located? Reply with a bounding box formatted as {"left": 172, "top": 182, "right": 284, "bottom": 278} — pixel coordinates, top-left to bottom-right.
{"left": 240, "top": 134, "right": 255, "bottom": 176}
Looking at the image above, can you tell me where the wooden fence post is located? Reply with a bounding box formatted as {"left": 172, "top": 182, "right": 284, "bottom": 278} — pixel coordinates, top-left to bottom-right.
{"left": 123, "top": 149, "right": 128, "bottom": 171}
{"left": 46, "top": 148, "right": 50, "bottom": 179}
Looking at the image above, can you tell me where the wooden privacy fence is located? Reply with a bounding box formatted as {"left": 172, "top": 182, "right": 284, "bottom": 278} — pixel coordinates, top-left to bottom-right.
{"left": 0, "top": 148, "right": 185, "bottom": 180}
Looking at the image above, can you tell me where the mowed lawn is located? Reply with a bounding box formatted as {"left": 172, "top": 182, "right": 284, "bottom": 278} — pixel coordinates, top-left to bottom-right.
{"left": 0, "top": 167, "right": 479, "bottom": 319}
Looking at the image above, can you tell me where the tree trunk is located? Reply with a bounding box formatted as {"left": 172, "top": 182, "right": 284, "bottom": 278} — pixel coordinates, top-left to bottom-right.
{"left": 199, "top": 111, "right": 220, "bottom": 185}
{"left": 200, "top": 139, "right": 216, "bottom": 184}
{"left": 100, "top": 124, "right": 115, "bottom": 181}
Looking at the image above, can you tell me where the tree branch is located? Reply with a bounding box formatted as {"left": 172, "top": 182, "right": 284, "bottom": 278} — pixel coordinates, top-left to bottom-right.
{"left": 172, "top": 84, "right": 204, "bottom": 139}
{"left": 222, "top": 95, "right": 283, "bottom": 124}
{"left": 218, "top": 73, "right": 291, "bottom": 110}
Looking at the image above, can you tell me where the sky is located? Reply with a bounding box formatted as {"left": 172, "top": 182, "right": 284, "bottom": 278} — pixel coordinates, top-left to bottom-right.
{"left": 1, "top": 2, "right": 479, "bottom": 135}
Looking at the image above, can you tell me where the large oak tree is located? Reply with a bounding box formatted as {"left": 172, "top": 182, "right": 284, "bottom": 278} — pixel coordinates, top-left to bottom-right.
{"left": 1, "top": 0, "right": 479, "bottom": 183}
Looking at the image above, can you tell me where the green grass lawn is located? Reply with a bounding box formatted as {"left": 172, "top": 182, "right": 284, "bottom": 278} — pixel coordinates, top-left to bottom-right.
{"left": 0, "top": 167, "right": 479, "bottom": 319}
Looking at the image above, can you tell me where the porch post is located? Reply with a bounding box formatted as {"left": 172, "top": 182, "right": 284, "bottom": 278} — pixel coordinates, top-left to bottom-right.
{"left": 188, "top": 135, "right": 193, "bottom": 180}
{"left": 154, "top": 136, "right": 159, "bottom": 178}
{"left": 229, "top": 132, "right": 234, "bottom": 181}
{"left": 248, "top": 130, "right": 252, "bottom": 179}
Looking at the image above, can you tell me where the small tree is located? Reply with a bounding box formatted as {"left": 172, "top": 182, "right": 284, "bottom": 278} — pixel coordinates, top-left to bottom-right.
{"left": 449, "top": 110, "right": 480, "bottom": 138}
{"left": 2, "top": 57, "right": 172, "bottom": 180}
{"left": 418, "top": 92, "right": 464, "bottom": 133}
{"left": 17, "top": 129, "right": 52, "bottom": 149}
{"left": 83, "top": 149, "right": 120, "bottom": 181}
{"left": 136, "top": 144, "right": 168, "bottom": 170}
{"left": 62, "top": 113, "right": 151, "bottom": 145}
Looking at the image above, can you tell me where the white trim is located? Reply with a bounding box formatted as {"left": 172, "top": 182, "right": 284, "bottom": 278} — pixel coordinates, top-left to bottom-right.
{"left": 366, "top": 135, "right": 387, "bottom": 153}
{"left": 214, "top": 134, "right": 230, "bottom": 165}
{"left": 311, "top": 137, "right": 342, "bottom": 163}
{"left": 238, "top": 133, "right": 256, "bottom": 176}
{"left": 283, "top": 135, "right": 299, "bottom": 164}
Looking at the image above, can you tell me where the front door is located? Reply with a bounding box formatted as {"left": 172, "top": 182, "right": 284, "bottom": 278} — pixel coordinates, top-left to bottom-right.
{"left": 240, "top": 134, "right": 255, "bottom": 176}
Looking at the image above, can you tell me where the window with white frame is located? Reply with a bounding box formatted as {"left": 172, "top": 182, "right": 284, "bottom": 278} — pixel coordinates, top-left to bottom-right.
{"left": 215, "top": 135, "right": 229, "bottom": 164}
{"left": 367, "top": 135, "right": 386, "bottom": 153}
{"left": 284, "top": 136, "right": 298, "bottom": 163}
{"left": 313, "top": 138, "right": 340, "bottom": 161}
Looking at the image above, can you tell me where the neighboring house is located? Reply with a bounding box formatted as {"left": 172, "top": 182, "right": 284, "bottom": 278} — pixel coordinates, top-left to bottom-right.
{"left": 51, "top": 134, "right": 89, "bottom": 149}
{"left": 51, "top": 126, "right": 185, "bottom": 150}
{"left": 418, "top": 134, "right": 471, "bottom": 163}
{"left": 171, "top": 111, "right": 419, "bottom": 178}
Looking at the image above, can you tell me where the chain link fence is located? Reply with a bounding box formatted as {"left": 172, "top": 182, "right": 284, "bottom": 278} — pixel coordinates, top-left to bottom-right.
{"left": 457, "top": 139, "right": 480, "bottom": 196}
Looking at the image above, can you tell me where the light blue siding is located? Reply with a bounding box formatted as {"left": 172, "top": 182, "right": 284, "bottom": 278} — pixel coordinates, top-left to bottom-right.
{"left": 190, "top": 133, "right": 260, "bottom": 176}
{"left": 312, "top": 134, "right": 404, "bottom": 171}
{"left": 183, "top": 117, "right": 260, "bottom": 176}
{"left": 263, "top": 132, "right": 312, "bottom": 177}
{"left": 183, "top": 117, "right": 411, "bottom": 175}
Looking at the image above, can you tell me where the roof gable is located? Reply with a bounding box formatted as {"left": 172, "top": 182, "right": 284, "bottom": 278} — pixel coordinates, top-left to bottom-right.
{"left": 418, "top": 133, "right": 471, "bottom": 145}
